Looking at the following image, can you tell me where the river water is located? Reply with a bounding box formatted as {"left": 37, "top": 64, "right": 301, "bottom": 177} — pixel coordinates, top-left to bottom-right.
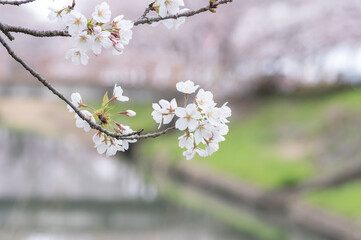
{"left": 0, "top": 128, "right": 332, "bottom": 240}
{"left": 0, "top": 129, "right": 247, "bottom": 240}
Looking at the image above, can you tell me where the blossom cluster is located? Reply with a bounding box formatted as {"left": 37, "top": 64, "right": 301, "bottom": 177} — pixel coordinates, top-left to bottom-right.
{"left": 67, "top": 80, "right": 230, "bottom": 160}
{"left": 148, "top": 0, "right": 189, "bottom": 29}
{"left": 152, "top": 80, "right": 231, "bottom": 160}
{"left": 48, "top": 2, "right": 133, "bottom": 65}
{"left": 54, "top": 2, "right": 231, "bottom": 160}
{"left": 67, "top": 84, "right": 137, "bottom": 157}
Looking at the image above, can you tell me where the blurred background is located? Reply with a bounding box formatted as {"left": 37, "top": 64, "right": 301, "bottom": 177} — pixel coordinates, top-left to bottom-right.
{"left": 1, "top": 0, "right": 361, "bottom": 239}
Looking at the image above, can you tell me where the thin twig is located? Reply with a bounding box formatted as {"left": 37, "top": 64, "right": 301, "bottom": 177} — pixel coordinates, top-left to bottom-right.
{"left": 140, "top": 4, "right": 153, "bottom": 19}
{"left": 0, "top": 22, "right": 70, "bottom": 38}
{"left": 0, "top": 34, "right": 175, "bottom": 140}
{"left": 0, "top": 27, "right": 14, "bottom": 41}
{"left": 123, "top": 126, "right": 175, "bottom": 140}
{"left": 0, "top": 0, "right": 36, "bottom": 5}
{"left": 70, "top": 0, "right": 75, "bottom": 9}
{"left": 134, "top": 0, "right": 233, "bottom": 26}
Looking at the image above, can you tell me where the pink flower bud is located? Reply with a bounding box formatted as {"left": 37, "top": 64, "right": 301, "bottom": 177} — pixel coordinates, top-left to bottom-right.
{"left": 110, "top": 37, "right": 117, "bottom": 45}
{"left": 114, "top": 43, "right": 124, "bottom": 53}
{"left": 93, "top": 25, "right": 102, "bottom": 34}
{"left": 116, "top": 122, "right": 126, "bottom": 130}
{"left": 111, "top": 32, "right": 120, "bottom": 38}
{"left": 120, "top": 110, "right": 136, "bottom": 117}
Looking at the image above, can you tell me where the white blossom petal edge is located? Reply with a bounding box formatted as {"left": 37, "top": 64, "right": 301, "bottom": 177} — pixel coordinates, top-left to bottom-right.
{"left": 92, "top": 2, "right": 111, "bottom": 23}
{"left": 65, "top": 49, "right": 89, "bottom": 66}
{"left": 113, "top": 84, "right": 129, "bottom": 102}
{"left": 67, "top": 92, "right": 82, "bottom": 112}
{"left": 75, "top": 110, "right": 95, "bottom": 132}
{"left": 176, "top": 80, "right": 199, "bottom": 94}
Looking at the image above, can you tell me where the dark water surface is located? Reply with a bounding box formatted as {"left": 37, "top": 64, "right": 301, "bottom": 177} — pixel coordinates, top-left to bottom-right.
{"left": 0, "top": 129, "right": 245, "bottom": 240}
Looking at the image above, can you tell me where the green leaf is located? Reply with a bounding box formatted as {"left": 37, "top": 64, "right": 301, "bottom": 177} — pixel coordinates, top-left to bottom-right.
{"left": 104, "top": 105, "right": 115, "bottom": 113}
{"left": 102, "top": 92, "right": 109, "bottom": 107}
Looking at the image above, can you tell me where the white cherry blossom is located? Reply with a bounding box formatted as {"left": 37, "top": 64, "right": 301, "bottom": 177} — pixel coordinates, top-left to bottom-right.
{"left": 176, "top": 80, "right": 199, "bottom": 94}
{"left": 95, "top": 141, "right": 108, "bottom": 154}
{"left": 175, "top": 104, "right": 201, "bottom": 131}
{"left": 194, "top": 122, "right": 213, "bottom": 145}
{"left": 105, "top": 143, "right": 118, "bottom": 156}
{"left": 162, "top": 99, "right": 177, "bottom": 124}
{"left": 48, "top": 7, "right": 68, "bottom": 26}
{"left": 93, "top": 132, "right": 112, "bottom": 155}
{"left": 106, "top": 139, "right": 125, "bottom": 156}
{"left": 214, "top": 124, "right": 229, "bottom": 137}
{"left": 162, "top": 8, "right": 189, "bottom": 29}
{"left": 118, "top": 27, "right": 133, "bottom": 46}
{"left": 204, "top": 105, "right": 222, "bottom": 126}
{"left": 72, "top": 31, "right": 92, "bottom": 51}
{"left": 183, "top": 146, "right": 208, "bottom": 160}
{"left": 113, "top": 15, "right": 124, "bottom": 24}
{"left": 205, "top": 138, "right": 219, "bottom": 155}
{"left": 151, "top": 80, "right": 232, "bottom": 160}
{"left": 152, "top": 99, "right": 177, "bottom": 129}
{"left": 75, "top": 110, "right": 95, "bottom": 132}
{"left": 67, "top": 92, "right": 82, "bottom": 112}
{"left": 66, "top": 48, "right": 89, "bottom": 65}
{"left": 93, "top": 132, "right": 105, "bottom": 147}
{"left": 66, "top": 10, "right": 87, "bottom": 36}
{"left": 93, "top": 25, "right": 102, "bottom": 34}
{"left": 196, "top": 89, "right": 214, "bottom": 109}
{"left": 152, "top": 103, "right": 164, "bottom": 129}
{"left": 93, "top": 132, "right": 127, "bottom": 156}
{"left": 178, "top": 132, "right": 194, "bottom": 149}
{"left": 92, "top": 31, "right": 113, "bottom": 55}
{"left": 49, "top": 3, "right": 135, "bottom": 65}
{"left": 154, "top": 0, "right": 185, "bottom": 17}
{"left": 92, "top": 2, "right": 111, "bottom": 23}
{"left": 113, "top": 84, "right": 129, "bottom": 102}
{"left": 113, "top": 16, "right": 134, "bottom": 45}
{"left": 219, "top": 102, "right": 232, "bottom": 124}
{"left": 116, "top": 17, "right": 134, "bottom": 31}
{"left": 118, "top": 125, "right": 137, "bottom": 151}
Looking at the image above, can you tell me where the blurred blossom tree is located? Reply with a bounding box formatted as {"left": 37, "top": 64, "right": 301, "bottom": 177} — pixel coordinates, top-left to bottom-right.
{"left": 0, "top": 0, "right": 232, "bottom": 159}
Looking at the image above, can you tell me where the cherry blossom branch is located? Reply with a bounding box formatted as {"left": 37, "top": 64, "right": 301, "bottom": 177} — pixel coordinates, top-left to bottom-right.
{"left": 0, "top": 0, "right": 36, "bottom": 5}
{"left": 0, "top": 22, "right": 70, "bottom": 41}
{"left": 0, "top": 0, "right": 231, "bottom": 143}
{"left": 139, "top": 4, "right": 153, "bottom": 19}
{"left": 0, "top": 24, "right": 14, "bottom": 41}
{"left": 0, "top": 0, "right": 233, "bottom": 39}
{"left": 134, "top": 0, "right": 233, "bottom": 26}
{"left": 0, "top": 34, "right": 176, "bottom": 140}
{"left": 122, "top": 126, "right": 175, "bottom": 140}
